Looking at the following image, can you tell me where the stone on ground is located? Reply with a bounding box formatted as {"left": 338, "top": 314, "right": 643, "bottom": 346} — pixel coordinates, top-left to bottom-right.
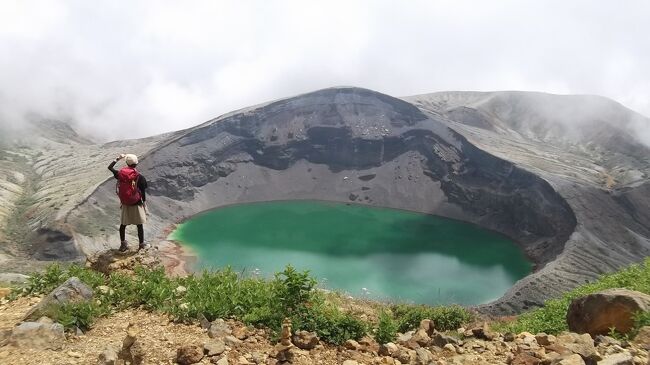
{"left": 208, "top": 319, "right": 232, "bottom": 338}
{"left": 510, "top": 353, "right": 541, "bottom": 365}
{"left": 176, "top": 344, "right": 204, "bottom": 365}
{"left": 566, "top": 288, "right": 650, "bottom": 336}
{"left": 6, "top": 321, "right": 65, "bottom": 350}
{"left": 292, "top": 330, "right": 319, "bottom": 350}
{"left": 23, "top": 276, "right": 93, "bottom": 321}
{"left": 556, "top": 332, "right": 601, "bottom": 363}
{"left": 553, "top": 354, "right": 585, "bottom": 365}
{"left": 597, "top": 352, "right": 634, "bottom": 365}
{"left": 98, "top": 346, "right": 118, "bottom": 365}
{"left": 204, "top": 339, "right": 226, "bottom": 356}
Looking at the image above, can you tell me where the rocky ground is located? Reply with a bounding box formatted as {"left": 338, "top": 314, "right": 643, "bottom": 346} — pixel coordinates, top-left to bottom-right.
{"left": 1, "top": 288, "right": 649, "bottom": 365}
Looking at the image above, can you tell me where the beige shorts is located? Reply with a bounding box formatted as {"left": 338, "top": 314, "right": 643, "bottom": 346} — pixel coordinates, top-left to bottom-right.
{"left": 121, "top": 204, "right": 146, "bottom": 225}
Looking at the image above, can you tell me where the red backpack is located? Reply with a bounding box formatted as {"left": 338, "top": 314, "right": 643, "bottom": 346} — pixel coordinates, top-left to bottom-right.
{"left": 116, "top": 167, "right": 142, "bottom": 205}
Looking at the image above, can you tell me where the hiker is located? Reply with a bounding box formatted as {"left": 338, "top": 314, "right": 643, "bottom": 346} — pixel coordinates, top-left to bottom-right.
{"left": 108, "top": 153, "right": 149, "bottom": 252}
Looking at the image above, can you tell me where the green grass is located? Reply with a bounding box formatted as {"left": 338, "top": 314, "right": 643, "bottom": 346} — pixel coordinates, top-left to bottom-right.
{"left": 17, "top": 263, "right": 473, "bottom": 344}
{"left": 495, "top": 257, "right": 650, "bottom": 335}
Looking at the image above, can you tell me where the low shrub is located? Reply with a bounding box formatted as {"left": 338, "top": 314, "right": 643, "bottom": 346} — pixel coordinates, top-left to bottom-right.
{"left": 392, "top": 304, "right": 472, "bottom": 333}
{"left": 375, "top": 310, "right": 398, "bottom": 344}
{"left": 17, "top": 263, "right": 478, "bottom": 344}
{"left": 48, "top": 301, "right": 108, "bottom": 331}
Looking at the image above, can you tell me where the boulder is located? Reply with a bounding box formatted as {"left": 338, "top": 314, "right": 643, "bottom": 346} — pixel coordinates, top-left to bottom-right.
{"left": 177, "top": 344, "right": 204, "bottom": 365}
{"left": 292, "top": 330, "right": 319, "bottom": 350}
{"left": 566, "top": 289, "right": 650, "bottom": 336}
{"left": 7, "top": 321, "right": 65, "bottom": 350}
{"left": 23, "top": 277, "right": 93, "bottom": 321}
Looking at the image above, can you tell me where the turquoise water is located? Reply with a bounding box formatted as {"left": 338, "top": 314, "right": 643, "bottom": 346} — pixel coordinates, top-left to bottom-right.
{"left": 170, "top": 200, "right": 531, "bottom": 305}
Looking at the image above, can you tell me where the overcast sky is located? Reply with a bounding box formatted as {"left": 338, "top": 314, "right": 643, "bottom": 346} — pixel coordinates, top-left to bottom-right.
{"left": 1, "top": 0, "right": 649, "bottom": 140}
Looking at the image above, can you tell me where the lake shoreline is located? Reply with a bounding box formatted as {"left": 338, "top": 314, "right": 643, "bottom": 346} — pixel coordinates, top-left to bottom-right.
{"left": 160, "top": 200, "right": 532, "bottom": 306}
{"left": 162, "top": 198, "right": 539, "bottom": 271}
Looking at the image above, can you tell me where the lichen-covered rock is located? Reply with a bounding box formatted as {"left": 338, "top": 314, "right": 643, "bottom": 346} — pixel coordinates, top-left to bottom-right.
{"left": 566, "top": 288, "right": 650, "bottom": 336}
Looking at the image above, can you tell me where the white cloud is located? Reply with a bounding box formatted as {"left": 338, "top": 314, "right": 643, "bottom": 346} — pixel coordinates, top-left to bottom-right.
{"left": 0, "top": 0, "right": 649, "bottom": 141}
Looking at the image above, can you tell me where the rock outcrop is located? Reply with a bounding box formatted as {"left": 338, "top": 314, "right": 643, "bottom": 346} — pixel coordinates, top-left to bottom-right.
{"left": 566, "top": 289, "right": 650, "bottom": 336}
{"left": 23, "top": 277, "right": 93, "bottom": 321}
{"left": 405, "top": 91, "right": 650, "bottom": 314}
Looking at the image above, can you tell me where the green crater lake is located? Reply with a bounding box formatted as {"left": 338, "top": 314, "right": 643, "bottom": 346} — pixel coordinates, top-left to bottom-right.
{"left": 170, "top": 200, "right": 532, "bottom": 305}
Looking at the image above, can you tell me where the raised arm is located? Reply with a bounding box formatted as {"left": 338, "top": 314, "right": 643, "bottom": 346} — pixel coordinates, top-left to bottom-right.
{"left": 108, "top": 154, "right": 125, "bottom": 178}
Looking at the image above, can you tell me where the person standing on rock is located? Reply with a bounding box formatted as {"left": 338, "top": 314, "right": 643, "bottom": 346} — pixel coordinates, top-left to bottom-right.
{"left": 108, "top": 154, "right": 149, "bottom": 252}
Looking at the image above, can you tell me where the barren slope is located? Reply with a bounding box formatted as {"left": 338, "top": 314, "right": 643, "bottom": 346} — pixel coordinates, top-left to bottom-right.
{"left": 0, "top": 121, "right": 174, "bottom": 272}
{"left": 405, "top": 91, "right": 650, "bottom": 313}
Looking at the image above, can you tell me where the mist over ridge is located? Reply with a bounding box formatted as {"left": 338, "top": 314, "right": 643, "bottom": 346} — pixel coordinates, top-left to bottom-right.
{"left": 2, "top": 0, "right": 650, "bottom": 142}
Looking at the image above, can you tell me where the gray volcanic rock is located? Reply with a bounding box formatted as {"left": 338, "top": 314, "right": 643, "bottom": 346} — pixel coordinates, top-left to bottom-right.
{"left": 70, "top": 87, "right": 576, "bottom": 311}
{"left": 405, "top": 91, "right": 650, "bottom": 313}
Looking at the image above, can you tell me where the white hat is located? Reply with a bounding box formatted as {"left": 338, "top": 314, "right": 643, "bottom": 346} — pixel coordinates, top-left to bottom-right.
{"left": 125, "top": 154, "right": 139, "bottom": 165}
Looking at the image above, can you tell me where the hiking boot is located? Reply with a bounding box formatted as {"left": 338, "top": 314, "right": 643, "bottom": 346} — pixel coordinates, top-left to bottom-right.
{"left": 138, "top": 243, "right": 150, "bottom": 251}
{"left": 119, "top": 241, "right": 129, "bottom": 252}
